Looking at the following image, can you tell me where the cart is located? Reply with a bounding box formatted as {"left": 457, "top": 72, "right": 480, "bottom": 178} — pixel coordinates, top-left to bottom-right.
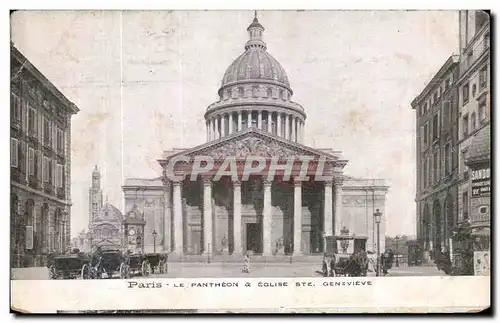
{"left": 127, "top": 253, "right": 151, "bottom": 277}
{"left": 321, "top": 228, "right": 369, "bottom": 277}
{"left": 99, "top": 248, "right": 129, "bottom": 279}
{"left": 47, "top": 252, "right": 93, "bottom": 280}
{"left": 145, "top": 253, "right": 168, "bottom": 274}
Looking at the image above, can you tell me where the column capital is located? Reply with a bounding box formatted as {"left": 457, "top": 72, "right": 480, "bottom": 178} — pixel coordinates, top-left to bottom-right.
{"left": 324, "top": 179, "right": 334, "bottom": 186}
{"left": 262, "top": 178, "right": 273, "bottom": 187}
{"left": 293, "top": 178, "right": 302, "bottom": 186}
{"left": 232, "top": 179, "right": 242, "bottom": 186}
{"left": 333, "top": 176, "right": 344, "bottom": 186}
{"left": 202, "top": 176, "right": 213, "bottom": 185}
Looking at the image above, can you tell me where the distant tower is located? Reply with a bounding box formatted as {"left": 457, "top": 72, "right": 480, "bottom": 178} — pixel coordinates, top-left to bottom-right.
{"left": 89, "top": 165, "right": 103, "bottom": 227}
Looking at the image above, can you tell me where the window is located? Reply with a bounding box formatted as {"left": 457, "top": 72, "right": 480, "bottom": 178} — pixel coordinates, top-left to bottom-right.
{"left": 479, "top": 206, "right": 488, "bottom": 214}
{"left": 36, "top": 151, "right": 42, "bottom": 180}
{"left": 28, "top": 105, "right": 37, "bottom": 135}
{"left": 56, "top": 164, "right": 63, "bottom": 188}
{"left": 28, "top": 148, "right": 35, "bottom": 176}
{"left": 424, "top": 123, "right": 429, "bottom": 146}
{"left": 444, "top": 144, "right": 451, "bottom": 176}
{"left": 266, "top": 88, "right": 272, "bottom": 98}
{"left": 470, "top": 112, "right": 476, "bottom": 132}
{"left": 462, "top": 83, "right": 469, "bottom": 105}
{"left": 423, "top": 158, "right": 428, "bottom": 188}
{"left": 43, "top": 118, "right": 51, "bottom": 146}
{"left": 462, "top": 192, "right": 469, "bottom": 220}
{"left": 478, "top": 100, "right": 486, "bottom": 122}
{"left": 445, "top": 78, "right": 451, "bottom": 91}
{"left": 472, "top": 84, "right": 477, "bottom": 97}
{"left": 10, "top": 138, "right": 18, "bottom": 167}
{"left": 279, "top": 89, "right": 284, "bottom": 100}
{"left": 43, "top": 157, "right": 50, "bottom": 183}
{"left": 432, "top": 114, "right": 439, "bottom": 140}
{"left": 484, "top": 32, "right": 490, "bottom": 50}
{"left": 462, "top": 114, "right": 469, "bottom": 137}
{"left": 479, "top": 66, "right": 487, "bottom": 89}
{"left": 11, "top": 93, "right": 21, "bottom": 123}
{"left": 466, "top": 52, "right": 473, "bottom": 68}
{"left": 237, "top": 87, "right": 244, "bottom": 98}
{"left": 433, "top": 152, "right": 438, "bottom": 184}
{"left": 56, "top": 128, "right": 64, "bottom": 153}
{"left": 442, "top": 101, "right": 451, "bottom": 129}
{"left": 252, "top": 86, "right": 259, "bottom": 98}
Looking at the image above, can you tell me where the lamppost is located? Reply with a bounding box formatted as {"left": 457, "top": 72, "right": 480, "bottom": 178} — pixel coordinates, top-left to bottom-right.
{"left": 374, "top": 209, "right": 382, "bottom": 277}
{"left": 394, "top": 235, "right": 401, "bottom": 267}
{"left": 152, "top": 230, "right": 157, "bottom": 253}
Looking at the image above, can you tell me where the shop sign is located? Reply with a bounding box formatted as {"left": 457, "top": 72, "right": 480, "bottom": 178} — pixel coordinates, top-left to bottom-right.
{"left": 471, "top": 168, "right": 490, "bottom": 197}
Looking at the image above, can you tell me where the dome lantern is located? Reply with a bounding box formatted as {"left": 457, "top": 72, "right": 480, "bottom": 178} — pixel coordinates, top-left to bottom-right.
{"left": 245, "top": 11, "right": 267, "bottom": 51}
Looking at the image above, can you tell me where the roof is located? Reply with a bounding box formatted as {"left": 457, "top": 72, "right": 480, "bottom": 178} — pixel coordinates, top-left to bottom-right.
{"left": 410, "top": 55, "right": 459, "bottom": 109}
{"left": 11, "top": 43, "right": 80, "bottom": 115}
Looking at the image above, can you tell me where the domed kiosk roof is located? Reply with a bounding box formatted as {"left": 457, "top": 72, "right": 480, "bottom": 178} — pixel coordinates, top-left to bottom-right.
{"left": 220, "top": 13, "right": 290, "bottom": 88}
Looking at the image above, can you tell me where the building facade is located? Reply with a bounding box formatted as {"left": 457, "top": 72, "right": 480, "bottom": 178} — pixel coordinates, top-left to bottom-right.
{"left": 456, "top": 10, "right": 490, "bottom": 234}
{"left": 411, "top": 56, "right": 460, "bottom": 258}
{"left": 123, "top": 15, "right": 389, "bottom": 258}
{"left": 73, "top": 166, "right": 124, "bottom": 252}
{"left": 10, "top": 44, "right": 79, "bottom": 267}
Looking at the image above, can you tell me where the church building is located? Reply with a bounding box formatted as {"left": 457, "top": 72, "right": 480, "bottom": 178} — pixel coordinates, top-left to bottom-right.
{"left": 123, "top": 14, "right": 389, "bottom": 258}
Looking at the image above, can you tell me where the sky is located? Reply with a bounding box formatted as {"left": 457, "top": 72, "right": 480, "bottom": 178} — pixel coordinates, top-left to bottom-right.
{"left": 10, "top": 10, "right": 459, "bottom": 238}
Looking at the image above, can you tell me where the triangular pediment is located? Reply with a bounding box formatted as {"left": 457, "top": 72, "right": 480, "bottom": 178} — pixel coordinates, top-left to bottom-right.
{"left": 164, "top": 128, "right": 341, "bottom": 161}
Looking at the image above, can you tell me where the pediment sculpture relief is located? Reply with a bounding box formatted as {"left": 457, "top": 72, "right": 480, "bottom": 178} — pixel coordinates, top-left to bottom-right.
{"left": 196, "top": 137, "right": 310, "bottom": 159}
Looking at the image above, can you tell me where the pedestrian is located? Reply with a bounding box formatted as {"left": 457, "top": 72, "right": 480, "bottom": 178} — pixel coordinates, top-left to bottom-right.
{"left": 242, "top": 251, "right": 250, "bottom": 273}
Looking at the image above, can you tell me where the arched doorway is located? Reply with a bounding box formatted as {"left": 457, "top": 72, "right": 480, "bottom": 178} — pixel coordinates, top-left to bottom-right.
{"left": 433, "top": 199, "right": 442, "bottom": 251}
{"left": 422, "top": 204, "right": 430, "bottom": 250}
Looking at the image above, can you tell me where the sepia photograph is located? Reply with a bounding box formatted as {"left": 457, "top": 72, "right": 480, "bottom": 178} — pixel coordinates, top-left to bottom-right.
{"left": 9, "top": 8, "right": 491, "bottom": 313}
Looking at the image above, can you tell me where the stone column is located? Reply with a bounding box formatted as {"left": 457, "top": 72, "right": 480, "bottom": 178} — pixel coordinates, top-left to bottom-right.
{"left": 277, "top": 113, "right": 282, "bottom": 138}
{"left": 163, "top": 180, "right": 171, "bottom": 252}
{"left": 301, "top": 121, "right": 305, "bottom": 143}
{"left": 247, "top": 110, "right": 252, "bottom": 129}
{"left": 285, "top": 114, "right": 291, "bottom": 140}
{"left": 262, "top": 179, "right": 272, "bottom": 255}
{"left": 298, "top": 121, "right": 302, "bottom": 143}
{"left": 220, "top": 115, "right": 226, "bottom": 137}
{"left": 258, "top": 110, "right": 262, "bottom": 130}
{"left": 228, "top": 112, "right": 233, "bottom": 135}
{"left": 206, "top": 121, "right": 210, "bottom": 142}
{"left": 211, "top": 118, "right": 216, "bottom": 140}
{"left": 291, "top": 117, "right": 296, "bottom": 142}
{"left": 334, "top": 177, "right": 343, "bottom": 235}
{"left": 268, "top": 112, "right": 273, "bottom": 133}
{"left": 232, "top": 180, "right": 242, "bottom": 255}
{"left": 237, "top": 111, "right": 242, "bottom": 132}
{"left": 323, "top": 180, "right": 333, "bottom": 236}
{"left": 202, "top": 177, "right": 212, "bottom": 255}
{"left": 172, "top": 180, "right": 183, "bottom": 254}
{"left": 293, "top": 178, "right": 302, "bottom": 255}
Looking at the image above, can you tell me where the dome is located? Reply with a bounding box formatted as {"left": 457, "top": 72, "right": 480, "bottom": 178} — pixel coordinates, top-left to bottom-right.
{"left": 220, "top": 13, "right": 290, "bottom": 89}
{"left": 221, "top": 47, "right": 290, "bottom": 87}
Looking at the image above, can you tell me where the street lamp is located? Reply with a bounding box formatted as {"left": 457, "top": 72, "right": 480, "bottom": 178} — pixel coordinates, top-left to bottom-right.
{"left": 394, "top": 235, "right": 401, "bottom": 267}
{"left": 152, "top": 230, "right": 157, "bottom": 253}
{"left": 374, "top": 209, "right": 382, "bottom": 277}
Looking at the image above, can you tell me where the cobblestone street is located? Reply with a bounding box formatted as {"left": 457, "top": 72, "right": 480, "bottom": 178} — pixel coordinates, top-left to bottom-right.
{"left": 11, "top": 262, "right": 445, "bottom": 280}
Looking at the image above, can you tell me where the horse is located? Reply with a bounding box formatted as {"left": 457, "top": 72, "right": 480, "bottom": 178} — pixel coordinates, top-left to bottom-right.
{"left": 347, "top": 250, "right": 369, "bottom": 277}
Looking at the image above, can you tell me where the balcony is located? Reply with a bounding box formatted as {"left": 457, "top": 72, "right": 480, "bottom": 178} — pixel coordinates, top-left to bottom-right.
{"left": 28, "top": 176, "right": 41, "bottom": 190}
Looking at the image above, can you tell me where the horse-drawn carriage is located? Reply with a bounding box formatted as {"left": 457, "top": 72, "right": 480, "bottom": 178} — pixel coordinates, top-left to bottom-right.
{"left": 98, "top": 247, "right": 129, "bottom": 279}
{"left": 145, "top": 253, "right": 168, "bottom": 274}
{"left": 125, "top": 252, "right": 151, "bottom": 277}
{"left": 47, "top": 251, "right": 94, "bottom": 280}
{"left": 321, "top": 229, "right": 369, "bottom": 277}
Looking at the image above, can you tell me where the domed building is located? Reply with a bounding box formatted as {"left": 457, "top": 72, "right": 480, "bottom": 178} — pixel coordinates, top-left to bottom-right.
{"left": 75, "top": 166, "right": 124, "bottom": 252}
{"left": 124, "top": 13, "right": 389, "bottom": 258}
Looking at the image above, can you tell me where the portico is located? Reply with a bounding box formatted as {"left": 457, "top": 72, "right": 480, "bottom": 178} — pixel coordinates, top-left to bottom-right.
{"left": 158, "top": 129, "right": 346, "bottom": 256}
